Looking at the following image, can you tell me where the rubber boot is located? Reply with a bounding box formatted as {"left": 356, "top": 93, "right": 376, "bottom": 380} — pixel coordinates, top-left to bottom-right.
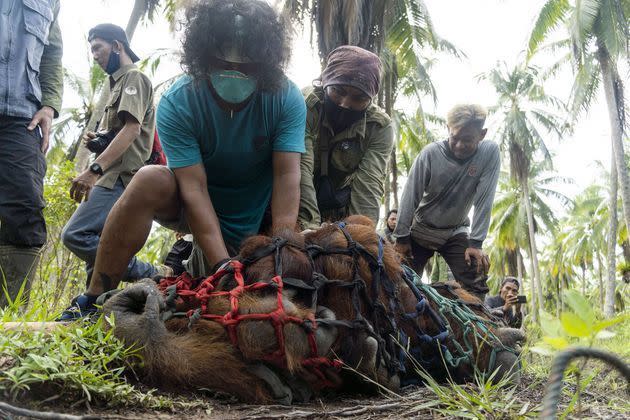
{"left": 0, "top": 245, "right": 41, "bottom": 308}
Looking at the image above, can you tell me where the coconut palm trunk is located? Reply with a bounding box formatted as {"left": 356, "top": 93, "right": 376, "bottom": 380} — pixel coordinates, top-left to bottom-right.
{"left": 526, "top": 246, "right": 538, "bottom": 323}
{"left": 517, "top": 250, "right": 523, "bottom": 289}
{"left": 391, "top": 148, "right": 399, "bottom": 208}
{"left": 384, "top": 158, "right": 391, "bottom": 214}
{"left": 522, "top": 178, "right": 543, "bottom": 317}
{"left": 596, "top": 251, "right": 604, "bottom": 311}
{"left": 605, "top": 150, "right": 618, "bottom": 317}
{"left": 597, "top": 44, "right": 630, "bottom": 234}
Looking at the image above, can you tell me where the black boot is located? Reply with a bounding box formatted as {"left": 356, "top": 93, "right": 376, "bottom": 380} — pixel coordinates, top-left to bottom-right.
{"left": 0, "top": 245, "right": 41, "bottom": 308}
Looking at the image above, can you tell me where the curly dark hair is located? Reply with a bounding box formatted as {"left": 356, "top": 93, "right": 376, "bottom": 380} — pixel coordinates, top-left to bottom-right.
{"left": 181, "top": 0, "right": 291, "bottom": 92}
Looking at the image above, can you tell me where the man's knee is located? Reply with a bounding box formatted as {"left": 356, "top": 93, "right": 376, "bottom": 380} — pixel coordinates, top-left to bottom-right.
{"left": 61, "top": 222, "right": 85, "bottom": 254}
{"left": 121, "top": 166, "right": 177, "bottom": 208}
{"left": 61, "top": 223, "right": 75, "bottom": 249}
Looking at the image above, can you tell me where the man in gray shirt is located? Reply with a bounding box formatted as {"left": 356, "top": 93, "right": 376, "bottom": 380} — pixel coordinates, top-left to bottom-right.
{"left": 393, "top": 104, "right": 500, "bottom": 301}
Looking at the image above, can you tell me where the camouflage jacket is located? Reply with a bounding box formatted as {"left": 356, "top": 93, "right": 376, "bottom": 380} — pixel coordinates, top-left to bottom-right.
{"left": 298, "top": 86, "right": 394, "bottom": 229}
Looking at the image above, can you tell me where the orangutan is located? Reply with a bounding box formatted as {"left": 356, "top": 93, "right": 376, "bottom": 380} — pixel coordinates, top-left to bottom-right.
{"left": 102, "top": 217, "right": 523, "bottom": 404}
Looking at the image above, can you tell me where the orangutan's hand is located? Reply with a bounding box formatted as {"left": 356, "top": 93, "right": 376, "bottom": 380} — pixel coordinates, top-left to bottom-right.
{"left": 102, "top": 279, "right": 168, "bottom": 344}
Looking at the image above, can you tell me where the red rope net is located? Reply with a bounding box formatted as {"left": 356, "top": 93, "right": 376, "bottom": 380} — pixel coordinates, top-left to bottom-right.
{"left": 157, "top": 260, "right": 342, "bottom": 387}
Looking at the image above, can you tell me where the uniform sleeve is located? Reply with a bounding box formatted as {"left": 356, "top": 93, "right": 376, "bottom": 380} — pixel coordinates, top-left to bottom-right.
{"left": 392, "top": 151, "right": 427, "bottom": 243}
{"left": 347, "top": 123, "right": 394, "bottom": 223}
{"left": 470, "top": 143, "right": 501, "bottom": 248}
{"left": 117, "top": 71, "right": 153, "bottom": 125}
{"left": 39, "top": 0, "right": 63, "bottom": 117}
{"left": 156, "top": 94, "right": 202, "bottom": 169}
{"left": 272, "top": 82, "right": 306, "bottom": 153}
{"left": 298, "top": 114, "right": 322, "bottom": 229}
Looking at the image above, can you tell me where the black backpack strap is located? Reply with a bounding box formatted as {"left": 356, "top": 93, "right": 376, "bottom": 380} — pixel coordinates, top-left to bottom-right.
{"left": 318, "top": 112, "right": 330, "bottom": 177}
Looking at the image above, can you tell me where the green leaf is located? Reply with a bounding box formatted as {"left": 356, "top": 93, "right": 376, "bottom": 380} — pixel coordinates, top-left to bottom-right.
{"left": 562, "top": 289, "right": 595, "bottom": 325}
{"left": 593, "top": 314, "right": 628, "bottom": 332}
{"left": 542, "top": 336, "right": 570, "bottom": 350}
{"left": 540, "top": 311, "right": 564, "bottom": 337}
{"left": 560, "top": 312, "right": 592, "bottom": 338}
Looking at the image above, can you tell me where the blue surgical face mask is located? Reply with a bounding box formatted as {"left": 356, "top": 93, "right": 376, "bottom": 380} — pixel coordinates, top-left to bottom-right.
{"left": 209, "top": 70, "right": 257, "bottom": 104}
{"left": 105, "top": 48, "right": 121, "bottom": 75}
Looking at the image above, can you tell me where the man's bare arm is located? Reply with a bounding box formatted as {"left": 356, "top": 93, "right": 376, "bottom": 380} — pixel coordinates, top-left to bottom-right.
{"left": 173, "top": 164, "right": 229, "bottom": 267}
{"left": 271, "top": 151, "right": 301, "bottom": 232}
{"left": 93, "top": 113, "right": 140, "bottom": 171}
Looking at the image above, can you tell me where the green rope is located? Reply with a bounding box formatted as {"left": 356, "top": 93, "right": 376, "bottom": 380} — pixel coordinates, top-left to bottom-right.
{"left": 409, "top": 271, "right": 518, "bottom": 373}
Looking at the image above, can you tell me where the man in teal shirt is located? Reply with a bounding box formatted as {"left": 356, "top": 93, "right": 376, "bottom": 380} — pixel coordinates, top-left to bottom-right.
{"left": 157, "top": 73, "right": 305, "bottom": 252}
{"left": 60, "top": 0, "right": 306, "bottom": 319}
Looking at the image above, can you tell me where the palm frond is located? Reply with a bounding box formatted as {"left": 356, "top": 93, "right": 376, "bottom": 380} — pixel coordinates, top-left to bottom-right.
{"left": 527, "top": 0, "right": 571, "bottom": 58}
{"left": 593, "top": 0, "right": 629, "bottom": 60}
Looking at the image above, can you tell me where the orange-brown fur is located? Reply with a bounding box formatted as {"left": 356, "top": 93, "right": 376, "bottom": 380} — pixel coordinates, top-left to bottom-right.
{"left": 105, "top": 216, "right": 513, "bottom": 402}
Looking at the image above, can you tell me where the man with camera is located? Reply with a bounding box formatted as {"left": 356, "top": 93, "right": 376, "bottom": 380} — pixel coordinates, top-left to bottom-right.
{"left": 485, "top": 277, "right": 524, "bottom": 328}
{"left": 61, "top": 24, "right": 162, "bottom": 288}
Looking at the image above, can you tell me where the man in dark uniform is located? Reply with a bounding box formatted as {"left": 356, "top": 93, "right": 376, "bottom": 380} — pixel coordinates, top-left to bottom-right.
{"left": 0, "top": 0, "right": 63, "bottom": 307}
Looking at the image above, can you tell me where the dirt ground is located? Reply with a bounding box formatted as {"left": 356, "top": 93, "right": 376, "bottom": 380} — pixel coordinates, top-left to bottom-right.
{"left": 2, "top": 373, "right": 628, "bottom": 420}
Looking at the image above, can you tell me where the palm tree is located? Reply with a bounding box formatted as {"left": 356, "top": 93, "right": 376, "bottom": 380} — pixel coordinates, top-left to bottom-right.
{"left": 527, "top": 0, "right": 630, "bottom": 254}
{"left": 74, "top": 0, "right": 163, "bottom": 170}
{"left": 481, "top": 63, "right": 568, "bottom": 321}
{"left": 560, "top": 185, "right": 609, "bottom": 305}
{"left": 281, "top": 0, "right": 463, "bottom": 208}
{"left": 488, "top": 167, "right": 571, "bottom": 318}
{"left": 541, "top": 235, "right": 576, "bottom": 315}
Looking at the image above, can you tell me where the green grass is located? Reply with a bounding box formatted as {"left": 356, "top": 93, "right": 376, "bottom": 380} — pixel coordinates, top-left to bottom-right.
{"left": 400, "top": 310, "right": 630, "bottom": 419}
{"left": 0, "top": 315, "right": 164, "bottom": 409}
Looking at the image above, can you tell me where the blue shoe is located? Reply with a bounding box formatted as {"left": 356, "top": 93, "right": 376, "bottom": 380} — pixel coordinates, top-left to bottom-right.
{"left": 57, "top": 294, "right": 99, "bottom": 321}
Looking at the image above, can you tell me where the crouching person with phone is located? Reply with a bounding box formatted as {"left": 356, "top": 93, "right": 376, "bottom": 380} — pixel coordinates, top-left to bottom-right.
{"left": 485, "top": 276, "right": 524, "bottom": 328}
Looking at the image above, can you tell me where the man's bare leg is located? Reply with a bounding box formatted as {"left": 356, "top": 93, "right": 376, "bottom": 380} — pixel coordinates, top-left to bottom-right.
{"left": 86, "top": 166, "right": 181, "bottom": 296}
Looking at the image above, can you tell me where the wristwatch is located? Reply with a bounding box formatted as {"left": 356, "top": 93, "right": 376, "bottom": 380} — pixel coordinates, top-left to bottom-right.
{"left": 89, "top": 162, "right": 104, "bottom": 176}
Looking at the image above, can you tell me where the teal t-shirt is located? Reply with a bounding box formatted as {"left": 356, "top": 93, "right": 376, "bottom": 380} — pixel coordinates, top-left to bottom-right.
{"left": 157, "top": 75, "right": 306, "bottom": 249}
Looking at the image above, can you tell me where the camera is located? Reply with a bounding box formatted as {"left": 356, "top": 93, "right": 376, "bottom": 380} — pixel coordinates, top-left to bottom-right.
{"left": 86, "top": 129, "right": 118, "bottom": 154}
{"left": 516, "top": 295, "right": 527, "bottom": 304}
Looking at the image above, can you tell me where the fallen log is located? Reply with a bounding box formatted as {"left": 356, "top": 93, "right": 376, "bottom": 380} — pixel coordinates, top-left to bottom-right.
{"left": 0, "top": 321, "right": 67, "bottom": 332}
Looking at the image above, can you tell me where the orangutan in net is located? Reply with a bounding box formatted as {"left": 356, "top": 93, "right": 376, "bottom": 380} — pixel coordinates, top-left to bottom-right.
{"left": 102, "top": 215, "right": 523, "bottom": 404}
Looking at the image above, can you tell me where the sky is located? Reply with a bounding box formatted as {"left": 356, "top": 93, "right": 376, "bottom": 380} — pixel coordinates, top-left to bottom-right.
{"left": 57, "top": 0, "right": 617, "bottom": 212}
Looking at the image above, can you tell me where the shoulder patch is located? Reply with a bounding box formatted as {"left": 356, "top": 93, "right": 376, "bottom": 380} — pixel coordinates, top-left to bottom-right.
{"left": 125, "top": 86, "right": 138, "bottom": 95}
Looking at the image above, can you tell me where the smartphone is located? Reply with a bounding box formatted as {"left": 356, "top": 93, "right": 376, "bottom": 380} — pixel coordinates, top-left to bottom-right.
{"left": 516, "top": 295, "right": 527, "bottom": 304}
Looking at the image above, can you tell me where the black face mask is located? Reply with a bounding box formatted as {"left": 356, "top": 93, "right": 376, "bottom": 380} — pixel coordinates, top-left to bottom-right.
{"left": 105, "top": 50, "right": 121, "bottom": 75}
{"left": 323, "top": 94, "right": 366, "bottom": 134}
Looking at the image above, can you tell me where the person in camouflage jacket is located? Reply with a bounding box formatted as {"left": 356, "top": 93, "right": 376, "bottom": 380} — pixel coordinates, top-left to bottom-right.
{"left": 298, "top": 46, "right": 394, "bottom": 229}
